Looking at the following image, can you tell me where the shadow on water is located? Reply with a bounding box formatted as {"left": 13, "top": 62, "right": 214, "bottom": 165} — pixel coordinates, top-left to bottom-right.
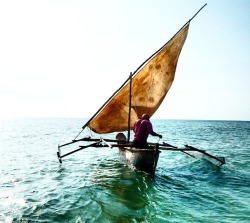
{"left": 87, "top": 157, "right": 158, "bottom": 223}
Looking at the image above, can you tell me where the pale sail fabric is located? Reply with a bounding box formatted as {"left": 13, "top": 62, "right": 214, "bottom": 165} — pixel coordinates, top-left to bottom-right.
{"left": 88, "top": 24, "right": 190, "bottom": 134}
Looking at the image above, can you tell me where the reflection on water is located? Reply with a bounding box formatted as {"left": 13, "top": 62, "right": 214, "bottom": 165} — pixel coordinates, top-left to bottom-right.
{"left": 89, "top": 157, "right": 156, "bottom": 222}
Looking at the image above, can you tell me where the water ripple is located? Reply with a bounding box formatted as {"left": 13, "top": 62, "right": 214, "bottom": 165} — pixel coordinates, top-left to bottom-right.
{"left": 0, "top": 119, "right": 250, "bottom": 222}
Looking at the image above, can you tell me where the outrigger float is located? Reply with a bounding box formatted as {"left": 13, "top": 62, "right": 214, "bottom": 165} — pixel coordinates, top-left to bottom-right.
{"left": 57, "top": 4, "right": 225, "bottom": 177}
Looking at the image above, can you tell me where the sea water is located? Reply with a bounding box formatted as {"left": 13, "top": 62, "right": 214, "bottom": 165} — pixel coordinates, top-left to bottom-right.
{"left": 0, "top": 118, "right": 249, "bottom": 223}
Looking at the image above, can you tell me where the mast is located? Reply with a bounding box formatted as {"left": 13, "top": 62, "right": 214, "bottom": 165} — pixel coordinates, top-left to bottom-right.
{"left": 127, "top": 72, "right": 133, "bottom": 142}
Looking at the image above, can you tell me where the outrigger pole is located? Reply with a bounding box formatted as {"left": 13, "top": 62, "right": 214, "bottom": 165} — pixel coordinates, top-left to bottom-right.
{"left": 57, "top": 136, "right": 225, "bottom": 166}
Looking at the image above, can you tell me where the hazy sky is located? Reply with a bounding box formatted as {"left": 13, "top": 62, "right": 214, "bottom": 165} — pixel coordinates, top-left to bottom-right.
{"left": 0, "top": 0, "right": 249, "bottom": 121}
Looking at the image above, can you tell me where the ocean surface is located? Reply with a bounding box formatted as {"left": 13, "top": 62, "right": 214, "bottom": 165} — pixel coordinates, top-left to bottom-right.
{"left": 0, "top": 118, "right": 249, "bottom": 223}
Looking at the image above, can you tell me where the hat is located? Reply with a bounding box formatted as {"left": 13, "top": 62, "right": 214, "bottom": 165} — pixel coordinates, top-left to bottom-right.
{"left": 141, "top": 114, "right": 150, "bottom": 120}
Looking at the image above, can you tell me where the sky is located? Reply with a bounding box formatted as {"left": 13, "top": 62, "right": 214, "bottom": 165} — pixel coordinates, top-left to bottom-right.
{"left": 0, "top": 0, "right": 249, "bottom": 121}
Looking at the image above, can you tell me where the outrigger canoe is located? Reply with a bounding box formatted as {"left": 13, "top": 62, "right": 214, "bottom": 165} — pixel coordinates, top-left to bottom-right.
{"left": 57, "top": 4, "right": 225, "bottom": 177}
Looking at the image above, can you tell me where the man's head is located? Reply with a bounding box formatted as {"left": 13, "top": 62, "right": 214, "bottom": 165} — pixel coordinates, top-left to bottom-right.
{"left": 141, "top": 114, "right": 150, "bottom": 120}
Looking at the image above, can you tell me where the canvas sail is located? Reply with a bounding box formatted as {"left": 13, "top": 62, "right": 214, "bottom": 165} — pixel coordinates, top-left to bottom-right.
{"left": 88, "top": 23, "right": 190, "bottom": 134}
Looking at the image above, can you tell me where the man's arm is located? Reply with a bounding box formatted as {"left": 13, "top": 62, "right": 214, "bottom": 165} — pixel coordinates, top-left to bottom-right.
{"left": 150, "top": 131, "right": 162, "bottom": 138}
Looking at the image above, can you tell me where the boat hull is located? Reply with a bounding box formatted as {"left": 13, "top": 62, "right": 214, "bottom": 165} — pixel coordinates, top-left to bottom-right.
{"left": 118, "top": 146, "right": 160, "bottom": 176}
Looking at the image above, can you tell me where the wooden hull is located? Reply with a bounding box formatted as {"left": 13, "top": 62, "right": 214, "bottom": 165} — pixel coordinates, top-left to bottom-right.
{"left": 118, "top": 146, "right": 160, "bottom": 176}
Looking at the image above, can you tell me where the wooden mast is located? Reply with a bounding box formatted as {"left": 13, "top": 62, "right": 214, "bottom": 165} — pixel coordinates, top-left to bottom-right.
{"left": 127, "top": 72, "right": 133, "bottom": 142}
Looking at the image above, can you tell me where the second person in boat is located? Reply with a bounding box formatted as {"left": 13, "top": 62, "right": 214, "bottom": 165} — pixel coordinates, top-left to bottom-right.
{"left": 133, "top": 114, "right": 162, "bottom": 148}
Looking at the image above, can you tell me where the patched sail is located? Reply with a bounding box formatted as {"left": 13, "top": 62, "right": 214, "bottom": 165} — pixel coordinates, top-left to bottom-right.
{"left": 88, "top": 23, "right": 190, "bottom": 134}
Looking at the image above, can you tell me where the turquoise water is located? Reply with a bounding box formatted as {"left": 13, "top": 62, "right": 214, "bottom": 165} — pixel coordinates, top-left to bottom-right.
{"left": 0, "top": 118, "right": 250, "bottom": 222}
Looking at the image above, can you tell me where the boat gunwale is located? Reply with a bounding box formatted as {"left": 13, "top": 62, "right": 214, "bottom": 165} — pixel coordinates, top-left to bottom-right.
{"left": 119, "top": 146, "right": 161, "bottom": 153}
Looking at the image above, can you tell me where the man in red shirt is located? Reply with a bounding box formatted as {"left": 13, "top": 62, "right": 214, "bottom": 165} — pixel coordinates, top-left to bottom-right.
{"left": 133, "top": 114, "right": 162, "bottom": 148}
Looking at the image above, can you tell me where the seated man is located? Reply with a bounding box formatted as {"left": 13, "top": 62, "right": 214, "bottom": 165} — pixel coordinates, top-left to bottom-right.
{"left": 133, "top": 114, "right": 162, "bottom": 148}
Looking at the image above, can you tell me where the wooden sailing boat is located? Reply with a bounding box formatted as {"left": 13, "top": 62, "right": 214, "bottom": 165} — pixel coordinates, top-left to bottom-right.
{"left": 57, "top": 4, "right": 225, "bottom": 176}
